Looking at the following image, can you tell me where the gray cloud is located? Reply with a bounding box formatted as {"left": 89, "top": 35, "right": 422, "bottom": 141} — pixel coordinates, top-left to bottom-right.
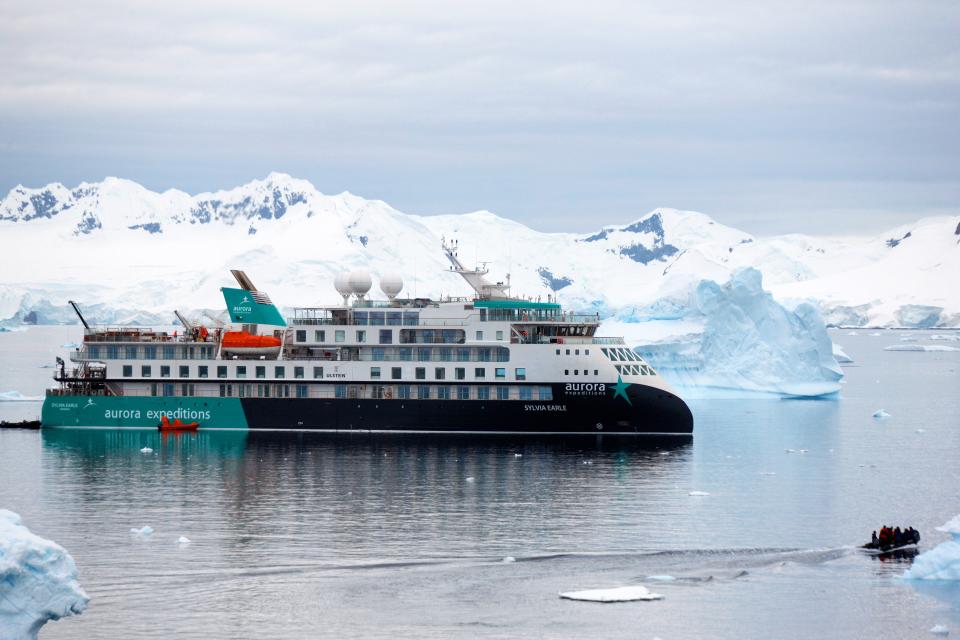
{"left": 1, "top": 0, "right": 957, "bottom": 234}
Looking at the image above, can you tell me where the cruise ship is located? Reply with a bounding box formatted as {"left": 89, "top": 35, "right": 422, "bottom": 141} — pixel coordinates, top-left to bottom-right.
{"left": 42, "top": 242, "right": 693, "bottom": 436}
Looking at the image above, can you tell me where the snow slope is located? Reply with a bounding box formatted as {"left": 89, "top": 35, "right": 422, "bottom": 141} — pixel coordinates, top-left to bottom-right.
{"left": 0, "top": 174, "right": 956, "bottom": 328}
{"left": 0, "top": 510, "right": 88, "bottom": 638}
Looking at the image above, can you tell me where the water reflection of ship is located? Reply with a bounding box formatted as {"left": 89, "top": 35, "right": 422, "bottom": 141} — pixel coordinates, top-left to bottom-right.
{"left": 41, "top": 428, "right": 249, "bottom": 457}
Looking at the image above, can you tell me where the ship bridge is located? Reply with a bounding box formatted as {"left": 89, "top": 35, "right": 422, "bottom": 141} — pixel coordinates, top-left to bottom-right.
{"left": 471, "top": 300, "right": 601, "bottom": 345}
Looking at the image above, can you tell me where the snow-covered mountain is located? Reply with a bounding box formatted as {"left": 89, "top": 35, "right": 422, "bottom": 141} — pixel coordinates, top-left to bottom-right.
{"left": 1, "top": 173, "right": 957, "bottom": 327}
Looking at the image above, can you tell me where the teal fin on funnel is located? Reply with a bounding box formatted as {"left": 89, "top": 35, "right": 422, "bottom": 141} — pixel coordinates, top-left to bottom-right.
{"left": 221, "top": 287, "right": 286, "bottom": 326}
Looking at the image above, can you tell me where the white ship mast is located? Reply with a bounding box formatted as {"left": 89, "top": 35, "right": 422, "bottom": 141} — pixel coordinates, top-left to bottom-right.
{"left": 441, "top": 237, "right": 511, "bottom": 300}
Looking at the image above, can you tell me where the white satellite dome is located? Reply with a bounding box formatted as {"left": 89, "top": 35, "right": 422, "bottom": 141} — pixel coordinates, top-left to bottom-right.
{"left": 334, "top": 272, "right": 352, "bottom": 305}
{"left": 348, "top": 269, "right": 373, "bottom": 297}
{"left": 379, "top": 274, "right": 404, "bottom": 300}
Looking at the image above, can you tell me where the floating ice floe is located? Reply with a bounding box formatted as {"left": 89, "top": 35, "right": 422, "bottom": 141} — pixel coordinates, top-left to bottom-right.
{"left": 759, "top": 471, "right": 776, "bottom": 476}
{"left": 916, "top": 428, "right": 926, "bottom": 433}
{"left": 832, "top": 343, "right": 854, "bottom": 363}
{"left": 139, "top": 447, "right": 153, "bottom": 454}
{"left": 870, "top": 332, "right": 883, "bottom": 337}
{"left": 502, "top": 556, "right": 516, "bottom": 563}
{"left": 177, "top": 536, "right": 191, "bottom": 545}
{"left": 930, "top": 334, "right": 960, "bottom": 342}
{"left": 513, "top": 453, "right": 523, "bottom": 458}
{"left": 130, "top": 526, "right": 154, "bottom": 537}
{"left": 646, "top": 575, "right": 676, "bottom": 582}
{"left": 872, "top": 409, "right": 891, "bottom": 419}
{"left": 885, "top": 345, "right": 960, "bottom": 352}
{"left": 904, "top": 515, "right": 960, "bottom": 581}
{"left": 559, "top": 585, "right": 664, "bottom": 602}
{"left": 0, "top": 390, "right": 43, "bottom": 402}
{"left": 465, "top": 477, "right": 475, "bottom": 483}
{"left": 929, "top": 625, "right": 949, "bottom": 636}
{"left": 688, "top": 491, "right": 710, "bottom": 496}
{"left": 0, "top": 509, "right": 88, "bottom": 639}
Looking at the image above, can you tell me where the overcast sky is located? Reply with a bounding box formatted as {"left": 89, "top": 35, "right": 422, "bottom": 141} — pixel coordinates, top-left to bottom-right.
{"left": 1, "top": 0, "right": 957, "bottom": 234}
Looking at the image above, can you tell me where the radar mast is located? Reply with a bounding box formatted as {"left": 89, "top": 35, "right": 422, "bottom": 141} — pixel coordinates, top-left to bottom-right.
{"left": 441, "top": 237, "right": 511, "bottom": 300}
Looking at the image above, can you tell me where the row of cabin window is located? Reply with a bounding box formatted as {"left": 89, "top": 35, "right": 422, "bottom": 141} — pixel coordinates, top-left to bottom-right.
{"left": 601, "top": 347, "right": 645, "bottom": 363}
{"left": 556, "top": 348, "right": 591, "bottom": 356}
{"left": 616, "top": 364, "right": 656, "bottom": 376}
{"left": 565, "top": 369, "right": 600, "bottom": 376}
{"left": 325, "top": 346, "right": 510, "bottom": 362}
{"left": 294, "top": 329, "right": 503, "bottom": 344}
{"left": 372, "top": 367, "right": 524, "bottom": 380}
{"left": 196, "top": 383, "right": 552, "bottom": 401}
{"left": 123, "top": 364, "right": 526, "bottom": 381}
{"left": 86, "top": 345, "right": 216, "bottom": 360}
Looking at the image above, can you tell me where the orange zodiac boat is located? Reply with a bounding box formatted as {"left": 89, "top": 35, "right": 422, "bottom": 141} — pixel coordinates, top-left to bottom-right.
{"left": 158, "top": 415, "right": 200, "bottom": 431}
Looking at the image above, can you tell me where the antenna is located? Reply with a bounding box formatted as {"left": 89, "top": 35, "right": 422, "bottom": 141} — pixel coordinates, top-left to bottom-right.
{"left": 68, "top": 300, "right": 90, "bottom": 330}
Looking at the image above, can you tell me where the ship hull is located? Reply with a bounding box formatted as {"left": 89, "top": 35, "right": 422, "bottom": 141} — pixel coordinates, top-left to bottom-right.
{"left": 41, "top": 383, "right": 693, "bottom": 436}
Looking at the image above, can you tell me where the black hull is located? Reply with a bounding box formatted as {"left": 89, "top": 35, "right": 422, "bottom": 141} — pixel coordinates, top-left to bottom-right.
{"left": 240, "top": 383, "right": 693, "bottom": 436}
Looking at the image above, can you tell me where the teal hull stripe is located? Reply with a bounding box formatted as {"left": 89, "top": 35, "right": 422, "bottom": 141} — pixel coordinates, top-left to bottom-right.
{"left": 42, "top": 396, "right": 249, "bottom": 429}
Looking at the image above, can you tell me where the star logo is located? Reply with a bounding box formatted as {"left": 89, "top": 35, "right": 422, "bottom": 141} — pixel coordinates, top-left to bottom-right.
{"left": 612, "top": 375, "right": 632, "bottom": 405}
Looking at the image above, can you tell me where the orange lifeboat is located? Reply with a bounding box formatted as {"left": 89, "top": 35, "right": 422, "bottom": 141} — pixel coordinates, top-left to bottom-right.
{"left": 220, "top": 331, "right": 282, "bottom": 356}
{"left": 158, "top": 415, "right": 199, "bottom": 431}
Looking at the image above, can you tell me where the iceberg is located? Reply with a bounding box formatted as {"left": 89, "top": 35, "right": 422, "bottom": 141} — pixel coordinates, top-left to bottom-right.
{"left": 904, "top": 515, "right": 960, "bottom": 581}
{"left": 0, "top": 510, "right": 88, "bottom": 639}
{"left": 872, "top": 409, "right": 891, "bottom": 419}
{"left": 559, "top": 585, "right": 664, "bottom": 602}
{"left": 624, "top": 268, "right": 843, "bottom": 397}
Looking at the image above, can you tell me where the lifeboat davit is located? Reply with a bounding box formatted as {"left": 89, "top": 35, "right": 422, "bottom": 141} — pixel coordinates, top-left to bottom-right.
{"left": 158, "top": 415, "right": 199, "bottom": 431}
{"left": 220, "top": 331, "right": 282, "bottom": 356}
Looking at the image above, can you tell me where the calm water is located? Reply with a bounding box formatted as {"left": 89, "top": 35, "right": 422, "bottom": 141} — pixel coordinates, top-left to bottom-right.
{"left": 1, "top": 327, "right": 959, "bottom": 639}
